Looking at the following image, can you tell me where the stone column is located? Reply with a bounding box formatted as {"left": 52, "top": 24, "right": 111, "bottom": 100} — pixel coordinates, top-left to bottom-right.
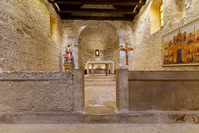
{"left": 116, "top": 68, "right": 129, "bottom": 113}
{"left": 73, "top": 69, "right": 84, "bottom": 113}
{"left": 73, "top": 45, "right": 79, "bottom": 69}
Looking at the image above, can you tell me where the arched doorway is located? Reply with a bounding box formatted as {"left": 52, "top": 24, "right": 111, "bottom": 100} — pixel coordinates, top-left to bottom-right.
{"left": 76, "top": 22, "right": 120, "bottom": 114}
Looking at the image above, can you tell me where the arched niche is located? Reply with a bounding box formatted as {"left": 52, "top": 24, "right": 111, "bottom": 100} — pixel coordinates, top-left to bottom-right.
{"left": 174, "top": 0, "right": 186, "bottom": 20}
{"left": 50, "top": 14, "right": 57, "bottom": 43}
{"left": 150, "top": 0, "right": 163, "bottom": 34}
{"left": 74, "top": 22, "right": 121, "bottom": 70}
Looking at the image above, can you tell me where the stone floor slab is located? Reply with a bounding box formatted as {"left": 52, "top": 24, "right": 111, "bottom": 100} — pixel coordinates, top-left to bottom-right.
{"left": 0, "top": 124, "right": 199, "bottom": 133}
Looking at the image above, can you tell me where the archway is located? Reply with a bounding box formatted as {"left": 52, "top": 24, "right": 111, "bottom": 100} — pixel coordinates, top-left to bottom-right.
{"left": 76, "top": 22, "right": 120, "bottom": 114}
{"left": 78, "top": 22, "right": 120, "bottom": 72}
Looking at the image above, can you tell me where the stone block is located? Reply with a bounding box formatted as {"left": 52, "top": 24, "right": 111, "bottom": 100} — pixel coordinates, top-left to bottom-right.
{"left": 73, "top": 69, "right": 84, "bottom": 113}
{"left": 116, "top": 69, "right": 129, "bottom": 113}
{"left": 0, "top": 71, "right": 73, "bottom": 112}
{"left": 129, "top": 71, "right": 199, "bottom": 111}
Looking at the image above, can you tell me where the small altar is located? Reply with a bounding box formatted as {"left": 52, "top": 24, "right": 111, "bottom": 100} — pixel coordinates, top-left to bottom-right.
{"left": 86, "top": 61, "right": 114, "bottom": 75}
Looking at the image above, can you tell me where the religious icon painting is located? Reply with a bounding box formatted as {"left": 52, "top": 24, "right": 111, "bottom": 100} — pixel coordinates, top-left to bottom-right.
{"left": 162, "top": 19, "right": 199, "bottom": 66}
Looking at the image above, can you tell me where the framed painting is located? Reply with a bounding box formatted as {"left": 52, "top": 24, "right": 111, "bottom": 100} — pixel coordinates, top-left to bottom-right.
{"left": 163, "top": 19, "right": 199, "bottom": 66}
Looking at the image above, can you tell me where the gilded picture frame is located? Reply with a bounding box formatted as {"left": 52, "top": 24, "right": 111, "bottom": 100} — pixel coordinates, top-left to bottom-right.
{"left": 162, "top": 19, "right": 199, "bottom": 66}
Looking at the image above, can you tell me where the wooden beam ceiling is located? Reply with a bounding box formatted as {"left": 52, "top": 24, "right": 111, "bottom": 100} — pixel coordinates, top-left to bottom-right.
{"left": 48, "top": 0, "right": 146, "bottom": 21}
{"left": 49, "top": 0, "right": 145, "bottom": 6}
{"left": 57, "top": 9, "right": 138, "bottom": 15}
{"left": 60, "top": 15, "right": 136, "bottom": 21}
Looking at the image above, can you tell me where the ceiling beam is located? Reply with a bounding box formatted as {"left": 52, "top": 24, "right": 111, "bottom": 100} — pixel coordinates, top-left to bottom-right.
{"left": 49, "top": 0, "right": 144, "bottom": 6}
{"left": 60, "top": 15, "right": 134, "bottom": 21}
{"left": 57, "top": 9, "right": 138, "bottom": 14}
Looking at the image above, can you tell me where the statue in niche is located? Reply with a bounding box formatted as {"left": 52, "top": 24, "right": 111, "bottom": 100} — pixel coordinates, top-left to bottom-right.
{"left": 64, "top": 44, "right": 73, "bottom": 63}
{"left": 63, "top": 44, "right": 74, "bottom": 71}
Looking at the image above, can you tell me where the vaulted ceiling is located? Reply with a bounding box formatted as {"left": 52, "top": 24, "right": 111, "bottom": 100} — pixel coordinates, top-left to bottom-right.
{"left": 48, "top": 0, "right": 146, "bottom": 21}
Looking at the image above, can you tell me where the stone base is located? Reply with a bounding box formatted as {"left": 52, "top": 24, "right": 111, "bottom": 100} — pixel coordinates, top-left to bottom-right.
{"left": 1, "top": 124, "right": 199, "bottom": 133}
{"left": 86, "top": 69, "right": 109, "bottom": 75}
{"left": 63, "top": 63, "right": 74, "bottom": 71}
{"left": 4, "top": 112, "right": 83, "bottom": 124}
{"left": 2, "top": 111, "right": 199, "bottom": 124}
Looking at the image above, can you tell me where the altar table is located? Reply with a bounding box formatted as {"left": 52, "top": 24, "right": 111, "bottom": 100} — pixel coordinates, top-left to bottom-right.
{"left": 86, "top": 61, "right": 114, "bottom": 75}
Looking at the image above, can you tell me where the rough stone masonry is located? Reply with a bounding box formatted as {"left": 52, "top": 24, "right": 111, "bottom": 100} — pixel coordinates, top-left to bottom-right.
{"left": 0, "top": 0, "right": 63, "bottom": 71}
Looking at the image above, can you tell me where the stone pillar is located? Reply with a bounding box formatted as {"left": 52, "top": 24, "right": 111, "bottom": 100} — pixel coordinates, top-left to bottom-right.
{"left": 116, "top": 68, "right": 129, "bottom": 113}
{"left": 73, "top": 69, "right": 84, "bottom": 113}
{"left": 73, "top": 45, "right": 79, "bottom": 69}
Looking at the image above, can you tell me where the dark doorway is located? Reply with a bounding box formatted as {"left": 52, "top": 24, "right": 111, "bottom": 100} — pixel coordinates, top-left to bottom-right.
{"left": 177, "top": 49, "right": 183, "bottom": 63}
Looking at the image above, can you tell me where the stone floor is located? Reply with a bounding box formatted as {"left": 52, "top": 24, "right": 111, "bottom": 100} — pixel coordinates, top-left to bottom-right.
{"left": 0, "top": 124, "right": 199, "bottom": 133}
{"left": 85, "top": 106, "right": 116, "bottom": 115}
{"left": 84, "top": 75, "right": 117, "bottom": 114}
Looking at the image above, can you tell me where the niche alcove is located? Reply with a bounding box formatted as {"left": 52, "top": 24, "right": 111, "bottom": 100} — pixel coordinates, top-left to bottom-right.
{"left": 78, "top": 22, "right": 120, "bottom": 73}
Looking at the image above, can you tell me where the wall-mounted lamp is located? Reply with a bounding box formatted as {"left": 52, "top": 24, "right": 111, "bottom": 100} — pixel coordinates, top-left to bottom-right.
{"left": 95, "top": 49, "right": 99, "bottom": 56}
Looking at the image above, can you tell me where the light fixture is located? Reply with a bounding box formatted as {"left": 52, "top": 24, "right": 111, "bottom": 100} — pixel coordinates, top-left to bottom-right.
{"left": 95, "top": 49, "right": 99, "bottom": 56}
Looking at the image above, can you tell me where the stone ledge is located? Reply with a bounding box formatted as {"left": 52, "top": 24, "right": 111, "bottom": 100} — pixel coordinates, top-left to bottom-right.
{"left": 3, "top": 111, "right": 199, "bottom": 124}
{"left": 0, "top": 72, "right": 73, "bottom": 80}
{"left": 128, "top": 71, "right": 199, "bottom": 80}
{"left": 4, "top": 112, "right": 83, "bottom": 124}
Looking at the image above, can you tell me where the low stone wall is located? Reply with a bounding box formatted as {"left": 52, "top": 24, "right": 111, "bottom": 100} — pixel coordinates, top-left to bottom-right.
{"left": 129, "top": 71, "right": 199, "bottom": 111}
{"left": 0, "top": 72, "right": 73, "bottom": 112}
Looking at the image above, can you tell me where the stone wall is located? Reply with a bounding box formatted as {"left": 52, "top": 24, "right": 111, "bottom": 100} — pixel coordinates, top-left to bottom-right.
{"left": 62, "top": 20, "right": 134, "bottom": 69}
{"left": 130, "top": 0, "right": 199, "bottom": 70}
{"left": 129, "top": 71, "right": 199, "bottom": 111}
{"left": 0, "top": 72, "right": 73, "bottom": 112}
{"left": 0, "top": 0, "right": 63, "bottom": 71}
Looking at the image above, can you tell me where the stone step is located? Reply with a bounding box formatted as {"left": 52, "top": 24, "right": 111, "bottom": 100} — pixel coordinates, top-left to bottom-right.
{"left": 85, "top": 82, "right": 116, "bottom": 86}
{"left": 85, "top": 75, "right": 116, "bottom": 80}
{"left": 1, "top": 124, "right": 199, "bottom": 133}
{"left": 2, "top": 111, "right": 199, "bottom": 124}
{"left": 85, "top": 106, "right": 117, "bottom": 115}
{"left": 85, "top": 78, "right": 116, "bottom": 82}
{"left": 4, "top": 112, "right": 83, "bottom": 124}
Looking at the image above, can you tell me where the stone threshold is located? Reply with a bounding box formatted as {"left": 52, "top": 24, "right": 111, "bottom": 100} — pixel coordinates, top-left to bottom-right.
{"left": 1, "top": 124, "right": 199, "bottom": 133}
{"left": 1, "top": 111, "right": 199, "bottom": 124}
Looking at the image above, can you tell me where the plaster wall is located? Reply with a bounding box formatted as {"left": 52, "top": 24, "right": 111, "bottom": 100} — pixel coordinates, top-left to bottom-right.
{"left": 0, "top": 0, "right": 63, "bottom": 71}
{"left": 130, "top": 0, "right": 199, "bottom": 70}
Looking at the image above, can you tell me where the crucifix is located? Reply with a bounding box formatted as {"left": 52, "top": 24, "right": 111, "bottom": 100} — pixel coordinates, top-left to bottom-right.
{"left": 120, "top": 43, "right": 134, "bottom": 65}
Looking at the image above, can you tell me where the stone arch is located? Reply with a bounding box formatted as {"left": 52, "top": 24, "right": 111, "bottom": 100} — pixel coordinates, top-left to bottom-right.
{"left": 73, "top": 22, "right": 122, "bottom": 70}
